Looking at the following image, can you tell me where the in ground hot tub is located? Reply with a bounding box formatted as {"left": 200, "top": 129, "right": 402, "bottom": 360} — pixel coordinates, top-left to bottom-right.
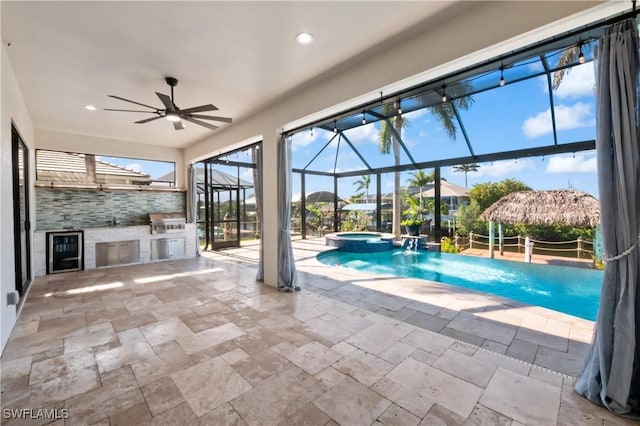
{"left": 325, "top": 232, "right": 395, "bottom": 252}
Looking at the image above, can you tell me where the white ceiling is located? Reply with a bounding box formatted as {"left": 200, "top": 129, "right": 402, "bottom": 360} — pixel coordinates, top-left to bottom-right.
{"left": 1, "top": 1, "right": 458, "bottom": 149}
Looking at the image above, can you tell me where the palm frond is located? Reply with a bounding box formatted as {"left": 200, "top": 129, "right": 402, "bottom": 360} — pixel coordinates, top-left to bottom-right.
{"left": 552, "top": 46, "right": 579, "bottom": 90}
{"left": 430, "top": 103, "right": 457, "bottom": 140}
{"left": 379, "top": 104, "right": 407, "bottom": 154}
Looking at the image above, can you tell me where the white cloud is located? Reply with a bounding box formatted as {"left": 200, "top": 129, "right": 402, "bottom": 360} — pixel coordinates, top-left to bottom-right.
{"left": 125, "top": 163, "right": 143, "bottom": 172}
{"left": 291, "top": 130, "right": 320, "bottom": 151}
{"left": 528, "top": 61, "right": 545, "bottom": 73}
{"left": 343, "top": 123, "right": 378, "bottom": 145}
{"left": 555, "top": 63, "right": 595, "bottom": 99}
{"left": 404, "top": 108, "right": 428, "bottom": 120}
{"left": 241, "top": 168, "right": 253, "bottom": 181}
{"left": 473, "top": 159, "right": 535, "bottom": 177}
{"left": 522, "top": 102, "right": 594, "bottom": 139}
{"left": 545, "top": 153, "right": 597, "bottom": 173}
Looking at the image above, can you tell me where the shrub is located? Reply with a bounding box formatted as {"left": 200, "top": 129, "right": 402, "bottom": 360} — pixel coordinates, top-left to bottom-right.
{"left": 441, "top": 237, "right": 459, "bottom": 254}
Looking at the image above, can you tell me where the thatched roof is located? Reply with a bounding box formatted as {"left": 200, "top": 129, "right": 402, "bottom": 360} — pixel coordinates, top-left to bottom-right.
{"left": 480, "top": 189, "right": 600, "bottom": 227}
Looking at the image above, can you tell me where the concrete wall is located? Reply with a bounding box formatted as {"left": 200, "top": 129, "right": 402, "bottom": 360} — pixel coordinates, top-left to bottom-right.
{"left": 1, "top": 44, "right": 36, "bottom": 351}
{"left": 183, "top": 1, "right": 622, "bottom": 287}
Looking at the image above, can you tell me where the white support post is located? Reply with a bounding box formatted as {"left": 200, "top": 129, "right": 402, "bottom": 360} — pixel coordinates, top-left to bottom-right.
{"left": 498, "top": 222, "right": 504, "bottom": 256}
{"left": 488, "top": 221, "right": 495, "bottom": 259}
{"left": 524, "top": 236, "right": 534, "bottom": 263}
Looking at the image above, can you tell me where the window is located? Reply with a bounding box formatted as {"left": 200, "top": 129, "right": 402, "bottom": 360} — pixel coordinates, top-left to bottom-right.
{"left": 35, "top": 150, "right": 176, "bottom": 187}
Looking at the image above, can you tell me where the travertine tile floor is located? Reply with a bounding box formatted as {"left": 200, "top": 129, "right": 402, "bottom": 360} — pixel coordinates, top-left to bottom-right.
{"left": 1, "top": 239, "right": 633, "bottom": 425}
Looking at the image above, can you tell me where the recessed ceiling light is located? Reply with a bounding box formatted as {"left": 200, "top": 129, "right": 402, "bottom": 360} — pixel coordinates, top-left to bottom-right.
{"left": 85, "top": 105, "right": 96, "bottom": 111}
{"left": 295, "top": 32, "right": 314, "bottom": 45}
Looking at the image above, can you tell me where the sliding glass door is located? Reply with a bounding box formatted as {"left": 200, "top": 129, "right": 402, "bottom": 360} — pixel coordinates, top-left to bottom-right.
{"left": 12, "top": 126, "right": 31, "bottom": 296}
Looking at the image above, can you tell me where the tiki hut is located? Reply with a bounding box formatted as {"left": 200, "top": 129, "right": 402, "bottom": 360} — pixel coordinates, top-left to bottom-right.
{"left": 480, "top": 189, "right": 600, "bottom": 227}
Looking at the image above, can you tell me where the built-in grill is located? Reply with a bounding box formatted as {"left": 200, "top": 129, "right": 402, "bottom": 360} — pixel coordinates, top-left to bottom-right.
{"left": 149, "top": 213, "right": 186, "bottom": 234}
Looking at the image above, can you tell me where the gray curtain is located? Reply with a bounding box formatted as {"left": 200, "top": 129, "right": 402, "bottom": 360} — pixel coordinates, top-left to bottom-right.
{"left": 277, "top": 135, "right": 299, "bottom": 291}
{"left": 187, "top": 164, "right": 201, "bottom": 256}
{"left": 575, "top": 18, "right": 640, "bottom": 418}
{"left": 252, "top": 146, "right": 264, "bottom": 282}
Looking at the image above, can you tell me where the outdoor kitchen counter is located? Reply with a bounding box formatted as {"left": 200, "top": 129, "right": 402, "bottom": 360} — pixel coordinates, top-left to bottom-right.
{"left": 33, "top": 224, "right": 197, "bottom": 276}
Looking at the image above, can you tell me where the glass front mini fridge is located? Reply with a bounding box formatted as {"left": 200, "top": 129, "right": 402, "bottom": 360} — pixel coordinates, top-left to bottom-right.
{"left": 47, "top": 231, "right": 84, "bottom": 274}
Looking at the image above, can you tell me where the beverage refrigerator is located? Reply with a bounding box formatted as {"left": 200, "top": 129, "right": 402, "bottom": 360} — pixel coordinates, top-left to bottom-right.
{"left": 46, "top": 231, "right": 84, "bottom": 274}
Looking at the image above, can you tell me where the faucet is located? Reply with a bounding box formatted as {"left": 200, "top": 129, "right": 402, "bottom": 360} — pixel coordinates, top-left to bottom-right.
{"left": 111, "top": 217, "right": 118, "bottom": 226}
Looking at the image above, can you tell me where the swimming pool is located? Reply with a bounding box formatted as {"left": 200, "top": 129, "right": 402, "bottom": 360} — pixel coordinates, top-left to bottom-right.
{"left": 317, "top": 249, "right": 602, "bottom": 320}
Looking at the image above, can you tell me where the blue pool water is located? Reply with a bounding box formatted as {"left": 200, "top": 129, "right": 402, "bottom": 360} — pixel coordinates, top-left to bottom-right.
{"left": 317, "top": 249, "right": 603, "bottom": 320}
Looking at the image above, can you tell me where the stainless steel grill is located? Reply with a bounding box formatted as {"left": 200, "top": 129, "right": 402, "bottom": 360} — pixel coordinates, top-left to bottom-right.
{"left": 149, "top": 213, "right": 186, "bottom": 234}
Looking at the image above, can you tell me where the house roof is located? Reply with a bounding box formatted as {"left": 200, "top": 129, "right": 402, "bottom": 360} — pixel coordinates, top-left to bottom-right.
{"left": 421, "top": 181, "right": 470, "bottom": 198}
{"left": 160, "top": 169, "right": 252, "bottom": 190}
{"left": 36, "top": 150, "right": 151, "bottom": 183}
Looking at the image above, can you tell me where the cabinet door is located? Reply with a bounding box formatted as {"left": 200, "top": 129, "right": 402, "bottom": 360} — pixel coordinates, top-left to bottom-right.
{"left": 96, "top": 242, "right": 118, "bottom": 267}
{"left": 152, "top": 239, "right": 170, "bottom": 260}
{"left": 168, "top": 238, "right": 185, "bottom": 258}
{"left": 118, "top": 241, "right": 139, "bottom": 264}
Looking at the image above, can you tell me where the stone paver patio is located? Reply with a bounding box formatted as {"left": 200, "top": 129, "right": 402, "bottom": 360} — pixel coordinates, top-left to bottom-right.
{"left": 0, "top": 238, "right": 630, "bottom": 425}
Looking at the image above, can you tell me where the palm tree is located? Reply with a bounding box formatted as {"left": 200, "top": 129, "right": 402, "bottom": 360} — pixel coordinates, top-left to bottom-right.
{"left": 379, "top": 91, "right": 473, "bottom": 238}
{"left": 353, "top": 175, "right": 371, "bottom": 203}
{"left": 378, "top": 104, "right": 406, "bottom": 239}
{"left": 407, "top": 169, "right": 433, "bottom": 208}
{"left": 452, "top": 163, "right": 480, "bottom": 187}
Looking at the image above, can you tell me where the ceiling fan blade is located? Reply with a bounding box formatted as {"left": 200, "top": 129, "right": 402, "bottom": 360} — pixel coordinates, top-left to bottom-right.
{"left": 104, "top": 108, "right": 158, "bottom": 113}
{"left": 182, "top": 116, "right": 219, "bottom": 131}
{"left": 180, "top": 104, "right": 219, "bottom": 114}
{"left": 156, "top": 92, "right": 175, "bottom": 110}
{"left": 108, "top": 95, "right": 158, "bottom": 110}
{"left": 173, "top": 120, "right": 185, "bottom": 130}
{"left": 187, "top": 114, "right": 232, "bottom": 123}
{"left": 135, "top": 115, "right": 163, "bottom": 124}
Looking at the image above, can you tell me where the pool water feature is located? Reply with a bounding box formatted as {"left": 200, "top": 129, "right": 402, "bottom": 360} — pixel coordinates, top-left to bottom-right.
{"left": 325, "top": 232, "right": 395, "bottom": 252}
{"left": 317, "top": 249, "right": 602, "bottom": 320}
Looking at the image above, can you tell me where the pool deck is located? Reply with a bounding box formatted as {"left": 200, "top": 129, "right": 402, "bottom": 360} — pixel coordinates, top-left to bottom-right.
{"left": 460, "top": 248, "right": 595, "bottom": 269}
{"left": 208, "top": 238, "right": 599, "bottom": 377}
{"left": 2, "top": 236, "right": 630, "bottom": 425}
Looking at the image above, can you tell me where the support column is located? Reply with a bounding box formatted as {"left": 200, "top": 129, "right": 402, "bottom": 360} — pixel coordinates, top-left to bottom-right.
{"left": 434, "top": 167, "right": 441, "bottom": 241}
{"left": 301, "top": 172, "right": 306, "bottom": 239}
{"left": 499, "top": 222, "right": 504, "bottom": 256}
{"left": 488, "top": 221, "right": 495, "bottom": 258}
{"left": 524, "top": 236, "right": 533, "bottom": 263}
{"left": 376, "top": 173, "right": 382, "bottom": 232}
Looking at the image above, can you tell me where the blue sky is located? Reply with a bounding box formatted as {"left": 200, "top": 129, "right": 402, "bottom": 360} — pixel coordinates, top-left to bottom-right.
{"left": 291, "top": 60, "right": 598, "bottom": 199}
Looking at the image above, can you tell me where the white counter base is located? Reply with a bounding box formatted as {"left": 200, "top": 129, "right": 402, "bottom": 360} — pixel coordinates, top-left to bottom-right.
{"left": 34, "top": 224, "right": 198, "bottom": 276}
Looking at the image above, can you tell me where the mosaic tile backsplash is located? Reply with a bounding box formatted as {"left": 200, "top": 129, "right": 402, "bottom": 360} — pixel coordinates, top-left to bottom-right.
{"left": 36, "top": 187, "right": 186, "bottom": 230}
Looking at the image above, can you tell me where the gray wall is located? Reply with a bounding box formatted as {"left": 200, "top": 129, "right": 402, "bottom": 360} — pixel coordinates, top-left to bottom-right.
{"left": 36, "top": 187, "right": 185, "bottom": 230}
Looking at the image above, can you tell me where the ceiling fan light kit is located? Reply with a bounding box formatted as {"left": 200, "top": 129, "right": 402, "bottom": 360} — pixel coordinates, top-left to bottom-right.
{"left": 105, "top": 77, "right": 232, "bottom": 131}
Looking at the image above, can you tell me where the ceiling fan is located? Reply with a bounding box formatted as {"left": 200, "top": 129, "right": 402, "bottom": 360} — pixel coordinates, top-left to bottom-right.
{"left": 105, "top": 77, "right": 232, "bottom": 131}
